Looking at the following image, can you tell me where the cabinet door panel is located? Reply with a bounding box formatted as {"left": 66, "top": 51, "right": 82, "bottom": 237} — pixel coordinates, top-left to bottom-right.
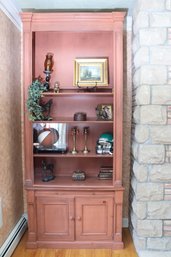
{"left": 76, "top": 197, "right": 113, "bottom": 240}
{"left": 37, "top": 196, "right": 74, "bottom": 241}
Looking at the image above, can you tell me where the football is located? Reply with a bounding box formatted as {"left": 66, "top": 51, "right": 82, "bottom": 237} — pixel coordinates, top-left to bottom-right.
{"left": 38, "top": 128, "right": 59, "bottom": 147}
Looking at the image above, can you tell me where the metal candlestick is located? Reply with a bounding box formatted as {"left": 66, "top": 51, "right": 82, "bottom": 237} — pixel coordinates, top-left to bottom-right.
{"left": 43, "top": 52, "right": 54, "bottom": 91}
{"left": 82, "top": 126, "right": 90, "bottom": 154}
{"left": 71, "top": 127, "right": 79, "bottom": 154}
{"left": 43, "top": 70, "right": 51, "bottom": 91}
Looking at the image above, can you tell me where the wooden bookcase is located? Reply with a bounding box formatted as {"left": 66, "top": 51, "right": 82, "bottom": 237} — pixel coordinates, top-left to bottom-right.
{"left": 21, "top": 12, "right": 125, "bottom": 249}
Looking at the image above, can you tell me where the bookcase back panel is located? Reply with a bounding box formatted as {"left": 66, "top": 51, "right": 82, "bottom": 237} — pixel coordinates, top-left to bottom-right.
{"left": 34, "top": 31, "right": 114, "bottom": 87}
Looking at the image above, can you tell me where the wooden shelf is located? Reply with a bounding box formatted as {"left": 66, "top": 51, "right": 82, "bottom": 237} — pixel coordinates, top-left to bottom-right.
{"left": 33, "top": 175, "right": 114, "bottom": 189}
{"left": 33, "top": 152, "right": 113, "bottom": 158}
{"left": 42, "top": 88, "right": 113, "bottom": 97}
{"left": 32, "top": 117, "right": 113, "bottom": 124}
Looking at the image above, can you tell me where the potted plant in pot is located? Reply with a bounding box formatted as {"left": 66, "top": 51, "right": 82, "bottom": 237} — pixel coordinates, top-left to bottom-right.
{"left": 27, "top": 78, "right": 53, "bottom": 121}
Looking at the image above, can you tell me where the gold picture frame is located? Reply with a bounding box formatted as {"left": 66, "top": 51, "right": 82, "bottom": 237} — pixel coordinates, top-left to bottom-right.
{"left": 96, "top": 104, "right": 113, "bottom": 120}
{"left": 74, "top": 58, "right": 108, "bottom": 87}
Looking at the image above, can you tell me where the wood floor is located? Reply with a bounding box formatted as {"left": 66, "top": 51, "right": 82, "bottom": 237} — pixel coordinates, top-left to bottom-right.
{"left": 12, "top": 229, "right": 138, "bottom": 257}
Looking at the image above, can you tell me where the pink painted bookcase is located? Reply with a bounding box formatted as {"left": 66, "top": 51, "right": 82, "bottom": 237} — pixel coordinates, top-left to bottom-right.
{"left": 21, "top": 11, "right": 125, "bottom": 249}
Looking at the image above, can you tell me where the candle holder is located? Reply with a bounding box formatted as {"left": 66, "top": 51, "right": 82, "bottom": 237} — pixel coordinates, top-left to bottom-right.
{"left": 82, "top": 126, "right": 90, "bottom": 154}
{"left": 71, "top": 126, "right": 79, "bottom": 154}
{"left": 43, "top": 52, "right": 54, "bottom": 91}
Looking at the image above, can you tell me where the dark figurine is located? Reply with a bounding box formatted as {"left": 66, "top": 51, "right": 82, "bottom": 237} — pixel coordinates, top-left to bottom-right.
{"left": 40, "top": 99, "right": 53, "bottom": 120}
{"left": 41, "top": 160, "right": 55, "bottom": 182}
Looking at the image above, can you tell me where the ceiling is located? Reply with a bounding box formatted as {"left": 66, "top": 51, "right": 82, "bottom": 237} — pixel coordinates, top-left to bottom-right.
{"left": 15, "top": 0, "right": 136, "bottom": 14}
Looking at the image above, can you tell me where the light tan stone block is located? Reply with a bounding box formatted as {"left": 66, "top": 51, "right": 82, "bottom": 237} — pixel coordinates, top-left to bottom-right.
{"left": 134, "top": 47, "right": 149, "bottom": 68}
{"left": 131, "top": 210, "right": 138, "bottom": 230}
{"left": 133, "top": 161, "right": 148, "bottom": 182}
{"left": 150, "top": 125, "right": 171, "bottom": 144}
{"left": 164, "top": 220, "right": 171, "bottom": 226}
{"left": 152, "top": 86, "right": 171, "bottom": 104}
{"left": 133, "top": 68, "right": 141, "bottom": 88}
{"left": 150, "top": 12, "right": 171, "bottom": 27}
{"left": 132, "top": 176, "right": 138, "bottom": 194}
{"left": 137, "top": 220, "right": 162, "bottom": 237}
{"left": 150, "top": 164, "right": 171, "bottom": 182}
{"left": 139, "top": 29, "right": 166, "bottom": 46}
{"left": 136, "top": 85, "right": 150, "bottom": 105}
{"left": 140, "top": 105, "right": 167, "bottom": 125}
{"left": 132, "top": 230, "right": 147, "bottom": 250}
{"left": 135, "top": 125, "right": 149, "bottom": 143}
{"left": 134, "top": 0, "right": 165, "bottom": 13}
{"left": 147, "top": 238, "right": 171, "bottom": 250}
{"left": 138, "top": 144, "right": 165, "bottom": 164}
{"left": 166, "top": 151, "right": 171, "bottom": 158}
{"left": 132, "top": 142, "right": 139, "bottom": 160}
{"left": 151, "top": 47, "right": 171, "bottom": 65}
{"left": 166, "top": 0, "right": 171, "bottom": 10}
{"left": 133, "top": 106, "right": 140, "bottom": 123}
{"left": 136, "top": 183, "right": 163, "bottom": 201}
{"left": 133, "top": 12, "right": 149, "bottom": 34}
{"left": 140, "top": 66, "right": 167, "bottom": 85}
{"left": 148, "top": 201, "right": 171, "bottom": 219}
{"left": 132, "top": 37, "right": 140, "bottom": 55}
{"left": 132, "top": 198, "right": 147, "bottom": 219}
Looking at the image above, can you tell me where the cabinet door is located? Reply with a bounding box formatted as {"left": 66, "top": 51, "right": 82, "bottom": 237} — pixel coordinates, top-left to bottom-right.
{"left": 75, "top": 197, "right": 113, "bottom": 241}
{"left": 36, "top": 196, "right": 74, "bottom": 241}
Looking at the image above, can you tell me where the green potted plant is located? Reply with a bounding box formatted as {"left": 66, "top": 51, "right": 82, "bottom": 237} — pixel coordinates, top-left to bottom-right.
{"left": 27, "top": 78, "right": 53, "bottom": 121}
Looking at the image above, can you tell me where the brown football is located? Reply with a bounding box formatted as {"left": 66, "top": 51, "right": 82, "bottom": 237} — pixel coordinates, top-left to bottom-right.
{"left": 38, "top": 128, "right": 59, "bottom": 147}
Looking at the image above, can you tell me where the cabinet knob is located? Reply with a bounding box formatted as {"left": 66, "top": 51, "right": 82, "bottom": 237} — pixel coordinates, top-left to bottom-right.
{"left": 69, "top": 216, "right": 74, "bottom": 221}
{"left": 77, "top": 216, "right": 81, "bottom": 221}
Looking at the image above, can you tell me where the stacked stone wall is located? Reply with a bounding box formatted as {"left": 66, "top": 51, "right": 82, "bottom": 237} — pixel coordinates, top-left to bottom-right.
{"left": 131, "top": 0, "right": 171, "bottom": 253}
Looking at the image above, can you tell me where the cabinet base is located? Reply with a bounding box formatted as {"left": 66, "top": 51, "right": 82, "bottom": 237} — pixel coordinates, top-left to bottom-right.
{"left": 27, "top": 240, "right": 124, "bottom": 249}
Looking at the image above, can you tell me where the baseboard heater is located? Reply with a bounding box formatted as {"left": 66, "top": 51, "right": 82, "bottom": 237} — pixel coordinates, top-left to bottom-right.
{"left": 0, "top": 214, "right": 27, "bottom": 257}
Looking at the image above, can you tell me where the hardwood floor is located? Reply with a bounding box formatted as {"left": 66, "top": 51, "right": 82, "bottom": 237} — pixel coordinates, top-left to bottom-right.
{"left": 12, "top": 229, "right": 138, "bottom": 257}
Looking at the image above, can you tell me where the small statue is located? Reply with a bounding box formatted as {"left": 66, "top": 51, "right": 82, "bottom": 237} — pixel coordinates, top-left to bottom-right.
{"left": 41, "top": 160, "right": 55, "bottom": 182}
{"left": 54, "top": 81, "right": 60, "bottom": 93}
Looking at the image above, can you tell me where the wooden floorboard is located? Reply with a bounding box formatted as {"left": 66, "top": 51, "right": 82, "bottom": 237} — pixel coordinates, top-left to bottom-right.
{"left": 12, "top": 229, "right": 138, "bottom": 257}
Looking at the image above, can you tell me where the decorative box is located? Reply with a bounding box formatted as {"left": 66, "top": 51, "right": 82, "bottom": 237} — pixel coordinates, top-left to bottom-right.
{"left": 72, "top": 170, "right": 86, "bottom": 181}
{"left": 74, "top": 112, "right": 87, "bottom": 121}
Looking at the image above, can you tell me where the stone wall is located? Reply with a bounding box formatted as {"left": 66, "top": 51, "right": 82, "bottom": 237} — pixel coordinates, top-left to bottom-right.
{"left": 131, "top": 0, "right": 171, "bottom": 254}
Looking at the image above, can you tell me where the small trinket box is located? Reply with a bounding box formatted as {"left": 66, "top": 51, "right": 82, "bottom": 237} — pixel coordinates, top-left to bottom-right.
{"left": 72, "top": 170, "right": 86, "bottom": 181}
{"left": 74, "top": 112, "right": 87, "bottom": 121}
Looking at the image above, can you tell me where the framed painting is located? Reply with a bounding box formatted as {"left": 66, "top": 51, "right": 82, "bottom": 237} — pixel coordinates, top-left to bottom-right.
{"left": 74, "top": 58, "right": 108, "bottom": 87}
{"left": 96, "top": 104, "right": 113, "bottom": 120}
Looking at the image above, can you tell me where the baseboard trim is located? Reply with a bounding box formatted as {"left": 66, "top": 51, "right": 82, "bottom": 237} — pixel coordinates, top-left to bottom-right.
{"left": 0, "top": 214, "right": 27, "bottom": 257}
